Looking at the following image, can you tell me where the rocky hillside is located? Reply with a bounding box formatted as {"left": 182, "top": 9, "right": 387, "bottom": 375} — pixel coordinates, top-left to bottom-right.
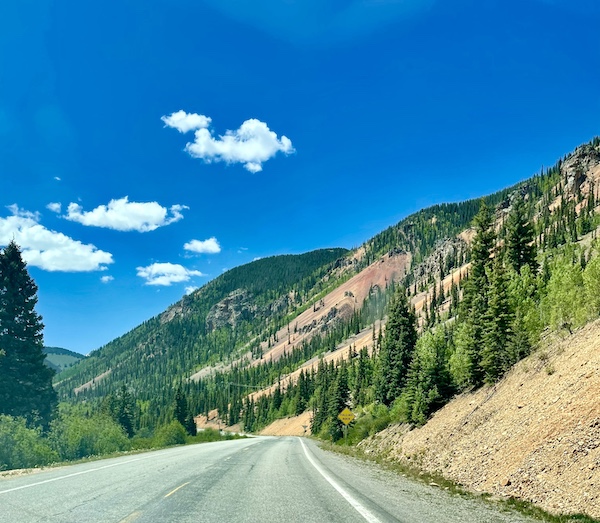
{"left": 359, "top": 319, "right": 600, "bottom": 519}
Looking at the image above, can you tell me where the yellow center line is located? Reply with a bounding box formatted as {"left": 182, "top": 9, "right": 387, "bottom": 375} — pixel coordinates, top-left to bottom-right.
{"left": 164, "top": 481, "right": 190, "bottom": 498}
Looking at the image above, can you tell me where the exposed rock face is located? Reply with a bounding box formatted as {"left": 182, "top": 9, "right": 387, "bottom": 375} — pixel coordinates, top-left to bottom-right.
{"left": 205, "top": 289, "right": 258, "bottom": 332}
{"left": 412, "top": 238, "right": 468, "bottom": 283}
{"left": 561, "top": 142, "right": 600, "bottom": 194}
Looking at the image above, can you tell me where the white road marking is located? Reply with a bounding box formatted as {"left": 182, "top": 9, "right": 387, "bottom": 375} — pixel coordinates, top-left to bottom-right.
{"left": 0, "top": 454, "right": 159, "bottom": 495}
{"left": 299, "top": 438, "right": 382, "bottom": 523}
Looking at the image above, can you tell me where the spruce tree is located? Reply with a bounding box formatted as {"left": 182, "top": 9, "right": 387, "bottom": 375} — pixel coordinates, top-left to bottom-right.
{"left": 457, "top": 201, "right": 497, "bottom": 386}
{"left": 505, "top": 197, "right": 537, "bottom": 273}
{"left": 328, "top": 361, "right": 349, "bottom": 441}
{"left": 481, "top": 259, "right": 514, "bottom": 383}
{"left": 0, "top": 241, "right": 57, "bottom": 429}
{"left": 470, "top": 200, "right": 495, "bottom": 283}
{"left": 375, "top": 289, "right": 417, "bottom": 406}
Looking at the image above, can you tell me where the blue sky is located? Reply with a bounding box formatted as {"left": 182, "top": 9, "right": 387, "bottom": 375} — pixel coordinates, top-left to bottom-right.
{"left": 1, "top": 0, "right": 599, "bottom": 354}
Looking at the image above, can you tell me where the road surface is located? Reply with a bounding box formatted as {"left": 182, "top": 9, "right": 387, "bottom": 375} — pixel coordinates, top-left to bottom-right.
{"left": 0, "top": 436, "right": 538, "bottom": 523}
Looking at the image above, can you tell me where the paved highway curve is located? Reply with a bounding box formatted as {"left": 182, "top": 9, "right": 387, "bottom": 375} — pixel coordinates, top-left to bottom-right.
{"left": 0, "top": 436, "right": 538, "bottom": 523}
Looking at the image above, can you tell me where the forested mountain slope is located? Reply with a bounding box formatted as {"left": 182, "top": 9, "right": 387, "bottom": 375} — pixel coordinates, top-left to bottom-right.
{"left": 43, "top": 346, "right": 85, "bottom": 373}
{"left": 59, "top": 138, "right": 600, "bottom": 436}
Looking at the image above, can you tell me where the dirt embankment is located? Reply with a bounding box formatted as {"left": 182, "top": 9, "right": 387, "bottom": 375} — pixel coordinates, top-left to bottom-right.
{"left": 359, "top": 320, "right": 600, "bottom": 519}
{"left": 259, "top": 411, "right": 313, "bottom": 436}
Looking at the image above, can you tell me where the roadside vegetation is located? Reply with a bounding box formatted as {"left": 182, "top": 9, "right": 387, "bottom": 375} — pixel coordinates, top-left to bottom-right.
{"left": 0, "top": 241, "right": 242, "bottom": 471}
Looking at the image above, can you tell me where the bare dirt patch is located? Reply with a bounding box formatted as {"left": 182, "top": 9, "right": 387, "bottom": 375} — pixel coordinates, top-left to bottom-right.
{"left": 259, "top": 411, "right": 313, "bottom": 437}
{"left": 359, "top": 320, "right": 600, "bottom": 519}
{"left": 256, "top": 252, "right": 409, "bottom": 367}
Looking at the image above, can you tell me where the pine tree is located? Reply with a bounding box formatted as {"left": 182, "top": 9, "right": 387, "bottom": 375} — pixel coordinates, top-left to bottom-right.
{"left": 0, "top": 242, "right": 57, "bottom": 429}
{"left": 505, "top": 197, "right": 537, "bottom": 273}
{"left": 481, "top": 260, "right": 514, "bottom": 383}
{"left": 328, "top": 361, "right": 349, "bottom": 441}
{"left": 174, "top": 386, "right": 188, "bottom": 427}
{"left": 375, "top": 289, "right": 417, "bottom": 406}
{"left": 470, "top": 201, "right": 495, "bottom": 283}
{"left": 116, "top": 384, "right": 134, "bottom": 437}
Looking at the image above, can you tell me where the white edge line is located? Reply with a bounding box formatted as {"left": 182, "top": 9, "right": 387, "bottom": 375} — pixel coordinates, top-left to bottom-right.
{"left": 0, "top": 454, "right": 157, "bottom": 495}
{"left": 299, "top": 437, "right": 382, "bottom": 523}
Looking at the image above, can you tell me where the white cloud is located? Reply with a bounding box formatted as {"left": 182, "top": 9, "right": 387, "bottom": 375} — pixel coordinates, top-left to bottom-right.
{"left": 47, "top": 202, "right": 61, "bottom": 213}
{"left": 100, "top": 275, "right": 114, "bottom": 283}
{"left": 137, "top": 262, "right": 204, "bottom": 286}
{"left": 0, "top": 206, "right": 113, "bottom": 272}
{"left": 184, "top": 237, "right": 221, "bottom": 254}
{"left": 162, "top": 111, "right": 294, "bottom": 173}
{"left": 65, "top": 197, "right": 188, "bottom": 232}
{"left": 54, "top": 176, "right": 61, "bottom": 181}
{"left": 161, "top": 110, "right": 212, "bottom": 133}
{"left": 185, "top": 286, "right": 198, "bottom": 295}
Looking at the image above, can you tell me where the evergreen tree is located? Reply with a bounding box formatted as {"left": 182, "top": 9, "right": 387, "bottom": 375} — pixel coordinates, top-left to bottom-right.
{"left": 470, "top": 201, "right": 495, "bottom": 283}
{"left": 505, "top": 197, "right": 537, "bottom": 273}
{"left": 328, "top": 361, "right": 349, "bottom": 441}
{"left": 174, "top": 387, "right": 188, "bottom": 427}
{"left": 402, "top": 329, "right": 452, "bottom": 425}
{"left": 0, "top": 242, "right": 56, "bottom": 429}
{"left": 457, "top": 201, "right": 498, "bottom": 386}
{"left": 481, "top": 260, "right": 514, "bottom": 383}
{"left": 116, "top": 385, "right": 134, "bottom": 437}
{"left": 375, "top": 289, "right": 417, "bottom": 406}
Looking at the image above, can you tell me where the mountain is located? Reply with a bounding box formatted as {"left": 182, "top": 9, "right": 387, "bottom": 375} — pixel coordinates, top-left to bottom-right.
{"left": 56, "top": 137, "right": 600, "bottom": 434}
{"left": 43, "top": 346, "right": 86, "bottom": 374}
{"left": 54, "top": 248, "right": 349, "bottom": 425}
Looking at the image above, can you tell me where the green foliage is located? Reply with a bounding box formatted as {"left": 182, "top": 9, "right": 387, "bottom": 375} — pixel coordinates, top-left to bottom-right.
{"left": 481, "top": 260, "right": 514, "bottom": 383}
{"left": 101, "top": 385, "right": 134, "bottom": 437}
{"left": 375, "top": 290, "right": 417, "bottom": 406}
{"left": 505, "top": 196, "right": 537, "bottom": 273}
{"left": 400, "top": 329, "right": 453, "bottom": 425}
{"left": 449, "top": 321, "right": 477, "bottom": 391}
{"left": 583, "top": 253, "right": 600, "bottom": 317}
{"left": 346, "top": 404, "right": 390, "bottom": 444}
{"left": 0, "top": 242, "right": 57, "bottom": 429}
{"left": 43, "top": 347, "right": 85, "bottom": 373}
{"left": 0, "top": 415, "right": 58, "bottom": 470}
{"left": 49, "top": 410, "right": 130, "bottom": 460}
{"left": 541, "top": 251, "right": 588, "bottom": 332}
{"left": 55, "top": 248, "right": 348, "bottom": 430}
{"left": 153, "top": 420, "right": 187, "bottom": 447}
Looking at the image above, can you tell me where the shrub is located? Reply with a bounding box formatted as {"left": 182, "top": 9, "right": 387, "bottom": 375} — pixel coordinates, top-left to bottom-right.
{"left": 153, "top": 421, "right": 187, "bottom": 448}
{"left": 50, "top": 412, "right": 130, "bottom": 461}
{"left": 0, "top": 415, "right": 58, "bottom": 471}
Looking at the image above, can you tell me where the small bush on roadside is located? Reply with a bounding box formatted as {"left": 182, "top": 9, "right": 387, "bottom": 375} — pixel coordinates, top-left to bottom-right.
{"left": 49, "top": 412, "right": 130, "bottom": 460}
{"left": 0, "top": 415, "right": 58, "bottom": 470}
{"left": 153, "top": 420, "right": 187, "bottom": 447}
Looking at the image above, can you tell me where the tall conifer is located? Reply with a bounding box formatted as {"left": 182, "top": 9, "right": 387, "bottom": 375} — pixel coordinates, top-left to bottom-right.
{"left": 506, "top": 197, "right": 537, "bottom": 273}
{"left": 0, "top": 241, "right": 56, "bottom": 429}
{"left": 375, "top": 289, "right": 417, "bottom": 406}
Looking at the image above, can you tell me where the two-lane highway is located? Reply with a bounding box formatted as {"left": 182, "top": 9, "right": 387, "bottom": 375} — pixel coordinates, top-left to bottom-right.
{"left": 0, "top": 437, "right": 538, "bottom": 523}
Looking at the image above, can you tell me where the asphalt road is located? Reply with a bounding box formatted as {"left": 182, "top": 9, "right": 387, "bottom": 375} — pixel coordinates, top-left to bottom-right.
{"left": 0, "top": 436, "right": 538, "bottom": 523}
